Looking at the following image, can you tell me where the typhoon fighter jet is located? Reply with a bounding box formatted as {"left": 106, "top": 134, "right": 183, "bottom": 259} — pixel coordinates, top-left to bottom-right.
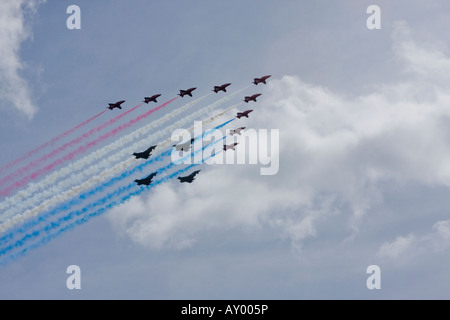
{"left": 230, "top": 127, "right": 246, "bottom": 135}
{"left": 244, "top": 94, "right": 261, "bottom": 103}
{"left": 173, "top": 138, "right": 195, "bottom": 152}
{"left": 212, "top": 83, "right": 231, "bottom": 93}
{"left": 134, "top": 172, "right": 158, "bottom": 186}
{"left": 143, "top": 94, "right": 161, "bottom": 104}
{"left": 178, "top": 170, "right": 201, "bottom": 183}
{"left": 178, "top": 87, "right": 197, "bottom": 97}
{"left": 253, "top": 75, "right": 271, "bottom": 85}
{"left": 236, "top": 110, "right": 253, "bottom": 119}
{"left": 107, "top": 100, "right": 125, "bottom": 110}
{"left": 223, "top": 142, "right": 239, "bottom": 151}
{"left": 133, "top": 145, "right": 157, "bottom": 160}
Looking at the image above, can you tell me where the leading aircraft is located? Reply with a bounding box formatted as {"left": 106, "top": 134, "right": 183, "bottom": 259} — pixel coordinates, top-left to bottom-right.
{"left": 135, "top": 172, "right": 158, "bottom": 186}
{"left": 143, "top": 94, "right": 161, "bottom": 104}
{"left": 236, "top": 110, "right": 253, "bottom": 119}
{"left": 212, "top": 83, "right": 231, "bottom": 93}
{"left": 107, "top": 100, "right": 125, "bottom": 110}
{"left": 244, "top": 94, "right": 261, "bottom": 103}
{"left": 253, "top": 75, "right": 271, "bottom": 85}
{"left": 178, "top": 170, "right": 201, "bottom": 183}
{"left": 178, "top": 87, "right": 197, "bottom": 97}
{"left": 133, "top": 145, "right": 157, "bottom": 160}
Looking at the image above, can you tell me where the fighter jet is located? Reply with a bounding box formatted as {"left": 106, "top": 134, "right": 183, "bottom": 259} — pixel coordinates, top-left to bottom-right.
{"left": 236, "top": 110, "right": 253, "bottom": 119}
{"left": 134, "top": 172, "right": 157, "bottom": 186}
{"left": 178, "top": 87, "right": 197, "bottom": 97}
{"left": 212, "top": 83, "right": 231, "bottom": 93}
{"left": 173, "top": 138, "right": 195, "bottom": 151}
{"left": 244, "top": 94, "right": 261, "bottom": 103}
{"left": 253, "top": 75, "right": 271, "bottom": 85}
{"left": 223, "top": 142, "right": 239, "bottom": 151}
{"left": 178, "top": 170, "right": 201, "bottom": 183}
{"left": 107, "top": 100, "right": 125, "bottom": 110}
{"left": 230, "top": 127, "right": 246, "bottom": 135}
{"left": 133, "top": 145, "right": 157, "bottom": 160}
{"left": 143, "top": 94, "right": 161, "bottom": 104}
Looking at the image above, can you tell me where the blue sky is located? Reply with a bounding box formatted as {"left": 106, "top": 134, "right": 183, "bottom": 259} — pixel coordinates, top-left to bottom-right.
{"left": 2, "top": 0, "right": 450, "bottom": 299}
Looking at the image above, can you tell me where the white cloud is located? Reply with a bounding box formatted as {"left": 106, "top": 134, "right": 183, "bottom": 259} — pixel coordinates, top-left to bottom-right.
{"left": 108, "top": 22, "right": 450, "bottom": 253}
{"left": 377, "top": 218, "right": 450, "bottom": 262}
{"left": 0, "top": 0, "right": 44, "bottom": 119}
{"left": 378, "top": 234, "right": 416, "bottom": 259}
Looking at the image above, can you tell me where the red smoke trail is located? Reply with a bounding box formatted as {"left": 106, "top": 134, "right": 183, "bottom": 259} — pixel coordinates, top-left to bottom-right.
{"left": 0, "top": 103, "right": 144, "bottom": 188}
{"left": 0, "top": 110, "right": 107, "bottom": 176}
{"left": 0, "top": 97, "right": 177, "bottom": 197}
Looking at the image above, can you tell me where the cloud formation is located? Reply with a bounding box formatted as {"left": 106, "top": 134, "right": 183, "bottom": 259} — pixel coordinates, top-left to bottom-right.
{"left": 108, "top": 21, "right": 450, "bottom": 255}
{"left": 0, "top": 0, "right": 43, "bottom": 119}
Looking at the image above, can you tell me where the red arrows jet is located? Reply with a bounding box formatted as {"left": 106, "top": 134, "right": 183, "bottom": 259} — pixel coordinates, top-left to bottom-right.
{"left": 107, "top": 100, "right": 125, "bottom": 110}
{"left": 253, "top": 75, "right": 271, "bottom": 85}
{"left": 223, "top": 143, "right": 239, "bottom": 151}
{"left": 143, "top": 94, "right": 161, "bottom": 104}
{"left": 178, "top": 87, "right": 197, "bottom": 97}
{"left": 236, "top": 110, "right": 253, "bottom": 119}
{"left": 212, "top": 83, "right": 231, "bottom": 93}
{"left": 243, "top": 94, "right": 261, "bottom": 103}
{"left": 230, "top": 127, "right": 246, "bottom": 135}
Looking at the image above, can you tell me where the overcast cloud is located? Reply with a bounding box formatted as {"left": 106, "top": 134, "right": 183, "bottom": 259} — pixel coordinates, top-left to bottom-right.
{"left": 108, "top": 21, "right": 450, "bottom": 259}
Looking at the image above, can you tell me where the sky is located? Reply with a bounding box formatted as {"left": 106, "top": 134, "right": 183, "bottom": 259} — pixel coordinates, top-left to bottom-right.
{"left": 1, "top": 0, "right": 450, "bottom": 299}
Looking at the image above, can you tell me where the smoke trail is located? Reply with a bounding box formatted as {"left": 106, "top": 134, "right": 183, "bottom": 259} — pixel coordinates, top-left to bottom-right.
{"left": 0, "top": 98, "right": 177, "bottom": 197}
{"left": 0, "top": 116, "right": 234, "bottom": 238}
{"left": 0, "top": 134, "right": 227, "bottom": 261}
{"left": 0, "top": 103, "right": 145, "bottom": 189}
{"left": 0, "top": 110, "right": 107, "bottom": 177}
{"left": 0, "top": 87, "right": 247, "bottom": 217}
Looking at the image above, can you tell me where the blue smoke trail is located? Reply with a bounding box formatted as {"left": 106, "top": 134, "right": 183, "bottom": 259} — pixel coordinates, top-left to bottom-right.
{"left": 0, "top": 120, "right": 233, "bottom": 261}
{"left": 1, "top": 149, "right": 224, "bottom": 264}
{"left": 0, "top": 118, "right": 234, "bottom": 247}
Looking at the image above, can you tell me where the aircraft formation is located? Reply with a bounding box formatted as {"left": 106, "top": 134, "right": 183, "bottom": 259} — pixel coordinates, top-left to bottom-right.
{"left": 0, "top": 74, "right": 271, "bottom": 262}
{"left": 131, "top": 75, "right": 271, "bottom": 187}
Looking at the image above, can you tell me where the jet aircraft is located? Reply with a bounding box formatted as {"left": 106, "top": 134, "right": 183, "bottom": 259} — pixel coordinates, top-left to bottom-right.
{"left": 143, "top": 94, "right": 161, "bottom": 104}
{"left": 244, "top": 94, "right": 261, "bottom": 103}
{"left": 178, "top": 170, "right": 201, "bottom": 183}
{"left": 213, "top": 83, "right": 231, "bottom": 93}
{"left": 133, "top": 145, "right": 157, "bottom": 160}
{"left": 230, "top": 127, "right": 246, "bottom": 135}
{"left": 253, "top": 75, "right": 271, "bottom": 85}
{"left": 178, "top": 87, "right": 197, "bottom": 97}
{"left": 107, "top": 100, "right": 125, "bottom": 110}
{"left": 236, "top": 110, "right": 253, "bottom": 119}
{"left": 173, "top": 138, "right": 195, "bottom": 152}
{"left": 223, "top": 142, "right": 239, "bottom": 151}
{"left": 134, "top": 172, "right": 158, "bottom": 186}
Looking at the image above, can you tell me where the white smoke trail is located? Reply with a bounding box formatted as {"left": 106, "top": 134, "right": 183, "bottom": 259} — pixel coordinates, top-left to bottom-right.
{"left": 0, "top": 87, "right": 249, "bottom": 221}
{"left": 0, "top": 103, "right": 239, "bottom": 233}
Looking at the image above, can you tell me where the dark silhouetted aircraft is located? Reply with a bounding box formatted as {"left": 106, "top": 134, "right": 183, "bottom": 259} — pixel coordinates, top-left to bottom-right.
{"left": 107, "top": 100, "right": 125, "bottom": 110}
{"left": 133, "top": 145, "right": 157, "bottom": 160}
{"left": 230, "top": 127, "right": 246, "bottom": 135}
{"left": 253, "top": 75, "right": 271, "bottom": 85}
{"left": 244, "top": 94, "right": 261, "bottom": 103}
{"left": 173, "top": 138, "right": 195, "bottom": 151}
{"left": 213, "top": 83, "right": 231, "bottom": 93}
{"left": 223, "top": 143, "right": 239, "bottom": 151}
{"left": 135, "top": 172, "right": 158, "bottom": 186}
{"left": 178, "top": 87, "right": 197, "bottom": 97}
{"left": 143, "top": 94, "right": 161, "bottom": 104}
{"left": 236, "top": 110, "right": 253, "bottom": 119}
{"left": 178, "top": 170, "right": 201, "bottom": 183}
